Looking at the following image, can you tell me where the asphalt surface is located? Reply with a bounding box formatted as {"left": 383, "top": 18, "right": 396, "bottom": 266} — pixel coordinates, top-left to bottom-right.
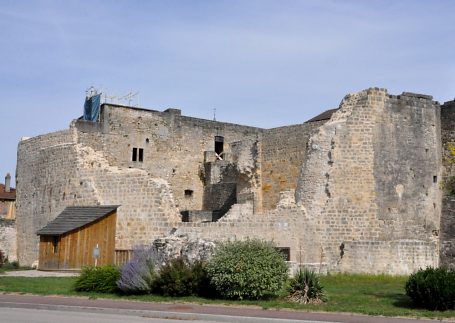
{"left": 0, "top": 294, "right": 453, "bottom": 323}
{"left": 1, "top": 307, "right": 227, "bottom": 323}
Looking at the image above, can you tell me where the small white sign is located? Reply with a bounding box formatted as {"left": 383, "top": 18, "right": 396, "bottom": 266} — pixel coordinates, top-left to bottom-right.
{"left": 93, "top": 245, "right": 100, "bottom": 259}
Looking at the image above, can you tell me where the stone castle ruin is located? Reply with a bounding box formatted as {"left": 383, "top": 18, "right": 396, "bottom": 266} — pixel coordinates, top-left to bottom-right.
{"left": 14, "top": 88, "right": 455, "bottom": 274}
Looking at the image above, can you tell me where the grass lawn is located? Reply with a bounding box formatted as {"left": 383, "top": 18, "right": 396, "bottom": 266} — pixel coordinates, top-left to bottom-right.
{"left": 0, "top": 274, "right": 453, "bottom": 319}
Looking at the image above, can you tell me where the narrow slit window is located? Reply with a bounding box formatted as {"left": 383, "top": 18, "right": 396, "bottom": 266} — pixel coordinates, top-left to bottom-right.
{"left": 52, "top": 236, "right": 59, "bottom": 254}
{"left": 138, "top": 148, "right": 144, "bottom": 162}
{"left": 433, "top": 175, "right": 437, "bottom": 183}
{"left": 132, "top": 147, "right": 138, "bottom": 161}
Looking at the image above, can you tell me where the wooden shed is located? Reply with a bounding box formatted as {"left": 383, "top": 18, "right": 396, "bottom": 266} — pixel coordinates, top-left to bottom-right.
{"left": 36, "top": 205, "right": 119, "bottom": 270}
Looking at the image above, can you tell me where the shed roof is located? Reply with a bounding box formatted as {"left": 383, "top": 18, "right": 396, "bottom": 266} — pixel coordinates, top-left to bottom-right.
{"left": 306, "top": 108, "right": 339, "bottom": 123}
{"left": 0, "top": 184, "right": 16, "bottom": 200}
{"left": 37, "top": 205, "right": 119, "bottom": 236}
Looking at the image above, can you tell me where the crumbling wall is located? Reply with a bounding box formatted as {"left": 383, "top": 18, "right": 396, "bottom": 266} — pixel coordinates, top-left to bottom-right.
{"left": 374, "top": 92, "right": 441, "bottom": 242}
{"left": 76, "top": 106, "right": 263, "bottom": 213}
{"left": 16, "top": 130, "right": 79, "bottom": 265}
{"left": 296, "top": 90, "right": 382, "bottom": 269}
{"left": 16, "top": 129, "right": 181, "bottom": 265}
{"left": 230, "top": 136, "right": 262, "bottom": 211}
{"left": 261, "top": 123, "right": 321, "bottom": 210}
{"left": 74, "top": 145, "right": 181, "bottom": 250}
{"left": 174, "top": 204, "right": 317, "bottom": 264}
{"left": 296, "top": 88, "right": 441, "bottom": 273}
{"left": 172, "top": 89, "right": 441, "bottom": 274}
{"left": 440, "top": 100, "right": 455, "bottom": 269}
{"left": 16, "top": 89, "right": 447, "bottom": 273}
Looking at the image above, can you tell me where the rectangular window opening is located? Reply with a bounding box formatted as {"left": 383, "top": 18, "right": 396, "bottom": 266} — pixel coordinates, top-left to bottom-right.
{"left": 132, "top": 147, "right": 138, "bottom": 161}
{"left": 215, "top": 136, "right": 224, "bottom": 156}
{"left": 184, "top": 189, "right": 194, "bottom": 198}
{"left": 52, "top": 236, "right": 59, "bottom": 254}
{"left": 433, "top": 175, "right": 437, "bottom": 183}
{"left": 275, "top": 247, "right": 290, "bottom": 261}
{"left": 138, "top": 148, "right": 144, "bottom": 162}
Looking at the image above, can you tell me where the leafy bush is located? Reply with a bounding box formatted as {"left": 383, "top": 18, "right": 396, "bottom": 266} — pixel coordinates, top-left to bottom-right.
{"left": 190, "top": 260, "right": 218, "bottom": 298}
{"left": 405, "top": 267, "right": 455, "bottom": 311}
{"left": 206, "top": 239, "right": 288, "bottom": 300}
{"left": 1, "top": 260, "right": 20, "bottom": 271}
{"left": 117, "top": 247, "right": 156, "bottom": 294}
{"left": 0, "top": 250, "right": 5, "bottom": 267}
{"left": 154, "top": 258, "right": 193, "bottom": 296}
{"left": 154, "top": 258, "right": 216, "bottom": 297}
{"left": 288, "top": 268, "right": 326, "bottom": 304}
{"left": 74, "top": 265, "right": 120, "bottom": 293}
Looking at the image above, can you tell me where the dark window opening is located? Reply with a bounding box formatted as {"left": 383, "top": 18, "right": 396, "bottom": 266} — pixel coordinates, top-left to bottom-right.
{"left": 433, "top": 175, "right": 437, "bottom": 183}
{"left": 184, "top": 189, "right": 194, "bottom": 198}
{"left": 145, "top": 138, "right": 150, "bottom": 143}
{"left": 275, "top": 247, "right": 290, "bottom": 261}
{"left": 215, "top": 136, "right": 224, "bottom": 156}
{"left": 132, "top": 148, "right": 144, "bottom": 162}
{"left": 181, "top": 211, "right": 189, "bottom": 222}
{"left": 52, "top": 236, "right": 59, "bottom": 254}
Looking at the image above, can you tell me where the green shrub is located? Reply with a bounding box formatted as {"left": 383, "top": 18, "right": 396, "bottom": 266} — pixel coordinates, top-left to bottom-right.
{"left": 154, "top": 258, "right": 193, "bottom": 296}
{"left": 154, "top": 258, "right": 215, "bottom": 297}
{"left": 206, "top": 239, "right": 288, "bottom": 300}
{"left": 190, "top": 260, "right": 218, "bottom": 298}
{"left": 2, "top": 260, "right": 20, "bottom": 271}
{"left": 0, "top": 250, "right": 5, "bottom": 267}
{"left": 405, "top": 267, "right": 455, "bottom": 311}
{"left": 288, "top": 268, "right": 326, "bottom": 304}
{"left": 74, "top": 265, "right": 120, "bottom": 293}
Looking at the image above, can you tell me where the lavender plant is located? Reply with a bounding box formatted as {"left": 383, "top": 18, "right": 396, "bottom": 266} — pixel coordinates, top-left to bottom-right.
{"left": 117, "top": 246, "right": 156, "bottom": 294}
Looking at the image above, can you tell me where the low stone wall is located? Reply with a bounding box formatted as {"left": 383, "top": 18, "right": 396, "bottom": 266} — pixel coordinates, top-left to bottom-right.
{"left": 339, "top": 240, "right": 438, "bottom": 274}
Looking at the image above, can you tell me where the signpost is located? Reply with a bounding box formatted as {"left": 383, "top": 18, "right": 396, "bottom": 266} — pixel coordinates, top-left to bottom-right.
{"left": 93, "top": 244, "right": 100, "bottom": 267}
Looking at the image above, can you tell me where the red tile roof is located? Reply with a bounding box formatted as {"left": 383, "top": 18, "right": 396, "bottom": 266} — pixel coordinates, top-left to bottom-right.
{"left": 0, "top": 183, "right": 16, "bottom": 200}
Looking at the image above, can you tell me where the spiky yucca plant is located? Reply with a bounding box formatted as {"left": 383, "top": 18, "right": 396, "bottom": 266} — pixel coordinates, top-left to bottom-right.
{"left": 288, "top": 268, "right": 326, "bottom": 304}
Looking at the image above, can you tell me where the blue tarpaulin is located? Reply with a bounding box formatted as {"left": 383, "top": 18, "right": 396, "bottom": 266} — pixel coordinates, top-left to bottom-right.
{"left": 83, "top": 94, "right": 101, "bottom": 121}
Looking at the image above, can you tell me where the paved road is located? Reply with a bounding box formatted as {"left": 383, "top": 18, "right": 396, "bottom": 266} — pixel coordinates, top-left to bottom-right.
{"left": 1, "top": 307, "right": 227, "bottom": 323}
{"left": 0, "top": 294, "right": 452, "bottom": 323}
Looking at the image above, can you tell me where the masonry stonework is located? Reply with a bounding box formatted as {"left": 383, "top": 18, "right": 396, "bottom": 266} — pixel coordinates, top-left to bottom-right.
{"left": 441, "top": 99, "right": 455, "bottom": 269}
{"left": 14, "top": 88, "right": 454, "bottom": 273}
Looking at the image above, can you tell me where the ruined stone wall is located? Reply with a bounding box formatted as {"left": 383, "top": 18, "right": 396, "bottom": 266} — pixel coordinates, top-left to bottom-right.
{"left": 175, "top": 203, "right": 318, "bottom": 265}
{"left": 76, "top": 105, "right": 263, "bottom": 213}
{"left": 172, "top": 89, "right": 442, "bottom": 274}
{"left": 374, "top": 93, "right": 441, "bottom": 243}
{"left": 16, "top": 128, "right": 181, "bottom": 265}
{"left": 16, "top": 89, "right": 447, "bottom": 273}
{"left": 261, "top": 122, "right": 323, "bottom": 210}
{"left": 16, "top": 130, "right": 77, "bottom": 265}
{"left": 440, "top": 100, "right": 455, "bottom": 268}
{"left": 297, "top": 89, "right": 441, "bottom": 272}
{"left": 230, "top": 136, "right": 262, "bottom": 212}
{"left": 339, "top": 240, "right": 437, "bottom": 274}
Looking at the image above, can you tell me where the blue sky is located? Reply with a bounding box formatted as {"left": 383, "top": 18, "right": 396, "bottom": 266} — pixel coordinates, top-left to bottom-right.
{"left": 1, "top": 0, "right": 454, "bottom": 186}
